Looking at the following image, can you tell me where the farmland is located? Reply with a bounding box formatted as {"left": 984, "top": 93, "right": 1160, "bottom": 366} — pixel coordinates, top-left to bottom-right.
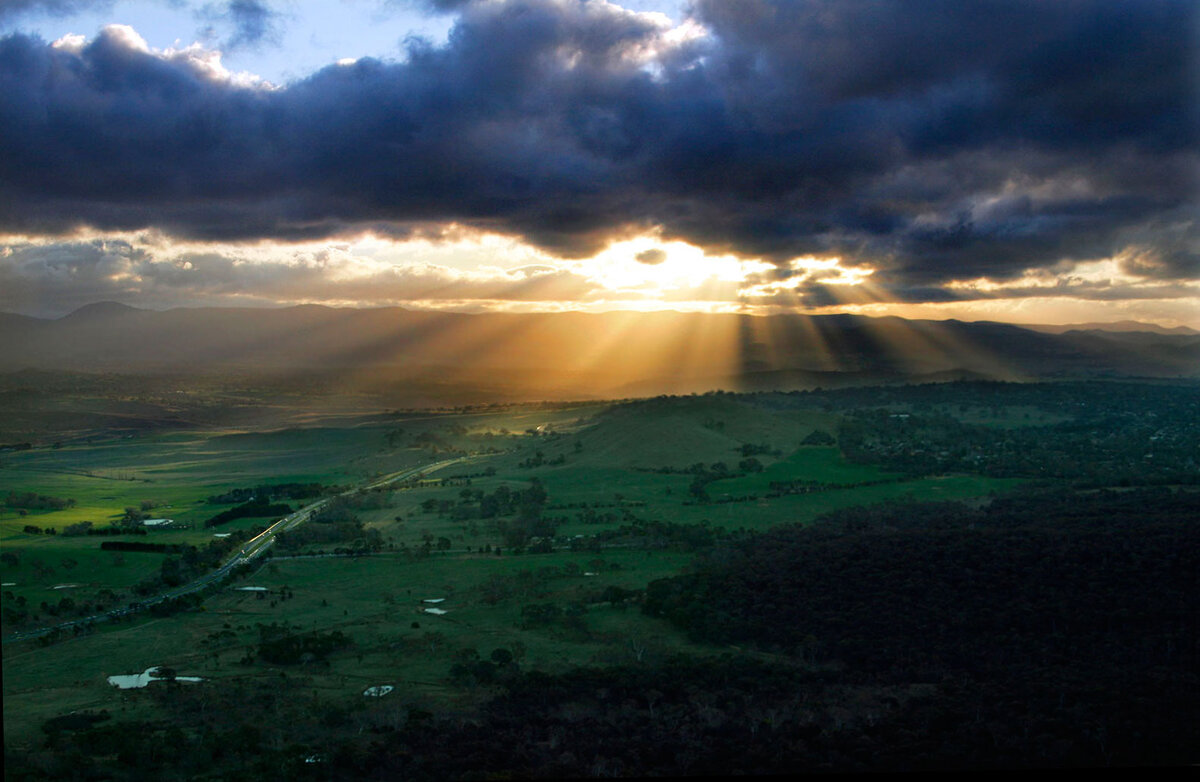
{"left": 3, "top": 377, "right": 1197, "bottom": 776}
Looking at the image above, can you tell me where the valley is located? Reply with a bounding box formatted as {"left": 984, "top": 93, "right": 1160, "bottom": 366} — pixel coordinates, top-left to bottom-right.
{"left": 3, "top": 376, "right": 1196, "bottom": 776}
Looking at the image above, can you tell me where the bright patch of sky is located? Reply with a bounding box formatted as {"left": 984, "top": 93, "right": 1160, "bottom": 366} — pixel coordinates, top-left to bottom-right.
{"left": 2, "top": 0, "right": 687, "bottom": 85}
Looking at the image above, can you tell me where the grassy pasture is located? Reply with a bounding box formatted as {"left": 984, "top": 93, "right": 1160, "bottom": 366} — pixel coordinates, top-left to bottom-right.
{"left": 530, "top": 467, "right": 690, "bottom": 506}
{"left": 2, "top": 547, "right": 701, "bottom": 746}
{"left": 1, "top": 545, "right": 165, "bottom": 599}
{"left": 0, "top": 418, "right": 434, "bottom": 609}
{"left": 665, "top": 474, "right": 1017, "bottom": 530}
{"left": 400, "top": 434, "right": 1016, "bottom": 539}
{"left": 4, "top": 391, "right": 1023, "bottom": 751}
{"left": 0, "top": 402, "right": 613, "bottom": 622}
{"left": 712, "top": 445, "right": 896, "bottom": 493}
{"left": 566, "top": 394, "right": 839, "bottom": 469}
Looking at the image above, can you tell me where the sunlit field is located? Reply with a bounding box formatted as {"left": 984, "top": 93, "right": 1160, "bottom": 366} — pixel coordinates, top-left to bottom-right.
{"left": 3, "top": 386, "right": 1029, "bottom": 742}
{"left": 4, "top": 370, "right": 1199, "bottom": 778}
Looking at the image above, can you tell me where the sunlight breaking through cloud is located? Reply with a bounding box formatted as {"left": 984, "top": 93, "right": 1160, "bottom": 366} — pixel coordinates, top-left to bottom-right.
{"left": 2, "top": 225, "right": 1198, "bottom": 328}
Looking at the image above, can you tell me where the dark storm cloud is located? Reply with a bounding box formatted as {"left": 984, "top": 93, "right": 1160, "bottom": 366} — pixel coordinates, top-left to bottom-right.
{"left": 0, "top": 0, "right": 108, "bottom": 22}
{"left": 0, "top": 0, "right": 1195, "bottom": 299}
{"left": 198, "top": 0, "right": 283, "bottom": 50}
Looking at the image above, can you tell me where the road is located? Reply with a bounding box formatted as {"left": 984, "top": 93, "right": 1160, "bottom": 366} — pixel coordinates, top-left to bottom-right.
{"left": 3, "top": 456, "right": 474, "bottom": 645}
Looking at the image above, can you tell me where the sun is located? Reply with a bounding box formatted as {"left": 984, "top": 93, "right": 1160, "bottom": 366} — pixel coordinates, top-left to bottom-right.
{"left": 585, "top": 238, "right": 773, "bottom": 298}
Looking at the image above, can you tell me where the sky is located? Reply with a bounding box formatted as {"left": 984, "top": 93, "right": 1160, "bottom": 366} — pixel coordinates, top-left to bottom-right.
{"left": 0, "top": 0, "right": 1197, "bottom": 326}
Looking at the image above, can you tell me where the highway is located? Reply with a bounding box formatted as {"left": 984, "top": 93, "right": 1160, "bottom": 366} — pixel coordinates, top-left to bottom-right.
{"left": 4, "top": 456, "right": 473, "bottom": 644}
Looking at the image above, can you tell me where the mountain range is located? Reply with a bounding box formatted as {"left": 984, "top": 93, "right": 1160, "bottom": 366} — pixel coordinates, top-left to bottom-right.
{"left": 1, "top": 303, "right": 1196, "bottom": 399}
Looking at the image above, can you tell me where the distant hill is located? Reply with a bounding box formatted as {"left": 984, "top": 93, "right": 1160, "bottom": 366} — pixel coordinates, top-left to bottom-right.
{"left": 0, "top": 304, "right": 1196, "bottom": 400}
{"left": 1022, "top": 320, "right": 1199, "bottom": 336}
{"left": 58, "top": 301, "right": 142, "bottom": 322}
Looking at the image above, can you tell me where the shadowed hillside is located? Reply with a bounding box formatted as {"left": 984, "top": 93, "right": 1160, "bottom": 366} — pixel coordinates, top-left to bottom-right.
{"left": 2, "top": 306, "right": 1196, "bottom": 403}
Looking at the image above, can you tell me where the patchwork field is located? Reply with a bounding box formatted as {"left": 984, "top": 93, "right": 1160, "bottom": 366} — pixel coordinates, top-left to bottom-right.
{"left": 3, "top": 386, "right": 1037, "bottom": 754}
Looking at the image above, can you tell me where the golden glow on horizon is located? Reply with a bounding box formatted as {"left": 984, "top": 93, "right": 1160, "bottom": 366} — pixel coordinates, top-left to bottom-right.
{"left": 819, "top": 297, "right": 1200, "bottom": 330}
{"left": 2, "top": 229, "right": 1196, "bottom": 329}
{"left": 944, "top": 258, "right": 1142, "bottom": 292}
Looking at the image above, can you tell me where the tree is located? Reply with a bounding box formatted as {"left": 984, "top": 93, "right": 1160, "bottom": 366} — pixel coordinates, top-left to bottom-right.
{"left": 802, "top": 429, "right": 836, "bottom": 446}
{"left": 738, "top": 458, "right": 764, "bottom": 473}
{"left": 121, "top": 507, "right": 146, "bottom": 528}
{"left": 160, "top": 557, "right": 184, "bottom": 587}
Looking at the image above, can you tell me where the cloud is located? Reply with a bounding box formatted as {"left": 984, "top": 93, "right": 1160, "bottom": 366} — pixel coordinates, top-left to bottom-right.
{"left": 0, "top": 236, "right": 610, "bottom": 314}
{"left": 4, "top": 231, "right": 1195, "bottom": 319}
{"left": 197, "top": 0, "right": 283, "bottom": 50}
{"left": 634, "top": 248, "right": 666, "bottom": 265}
{"left": 381, "top": 0, "right": 473, "bottom": 13}
{"left": 0, "top": 1, "right": 110, "bottom": 23}
{"left": 0, "top": 0, "right": 1195, "bottom": 305}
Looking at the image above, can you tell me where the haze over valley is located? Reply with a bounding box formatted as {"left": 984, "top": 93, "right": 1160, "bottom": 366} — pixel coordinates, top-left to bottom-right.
{"left": 2, "top": 303, "right": 1197, "bottom": 400}
{"left": 2, "top": 0, "right": 1197, "bottom": 777}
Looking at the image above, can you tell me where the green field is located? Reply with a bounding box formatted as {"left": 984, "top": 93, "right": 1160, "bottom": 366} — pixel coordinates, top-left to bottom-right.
{"left": 3, "top": 391, "right": 1023, "bottom": 750}
{"left": 1, "top": 420, "right": 420, "bottom": 608}
{"left": 0, "top": 403, "right": 614, "bottom": 602}
{"left": 2, "top": 547, "right": 702, "bottom": 745}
